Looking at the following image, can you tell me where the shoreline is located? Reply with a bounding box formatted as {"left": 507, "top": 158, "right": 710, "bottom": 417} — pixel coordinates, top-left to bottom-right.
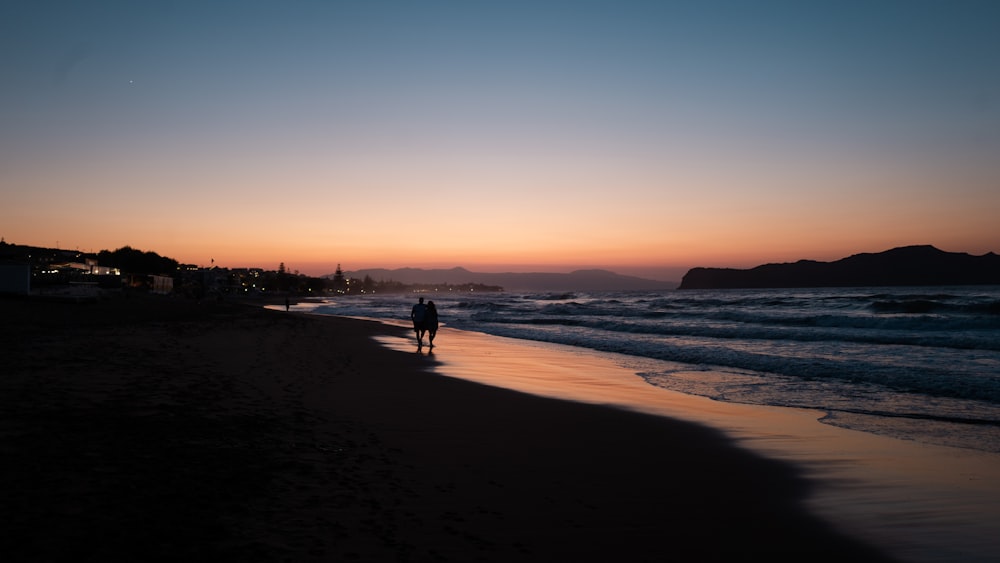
{"left": 382, "top": 324, "right": 1000, "bottom": 562}
{"left": 3, "top": 293, "right": 991, "bottom": 560}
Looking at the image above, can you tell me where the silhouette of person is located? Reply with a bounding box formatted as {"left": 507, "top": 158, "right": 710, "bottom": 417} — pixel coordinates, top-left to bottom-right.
{"left": 410, "top": 297, "right": 427, "bottom": 346}
{"left": 425, "top": 300, "right": 439, "bottom": 348}
{"left": 285, "top": 296, "right": 290, "bottom": 312}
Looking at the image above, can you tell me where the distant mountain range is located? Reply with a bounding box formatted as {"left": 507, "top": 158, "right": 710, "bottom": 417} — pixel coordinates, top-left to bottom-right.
{"left": 339, "top": 267, "right": 677, "bottom": 292}
{"left": 678, "top": 246, "right": 1000, "bottom": 289}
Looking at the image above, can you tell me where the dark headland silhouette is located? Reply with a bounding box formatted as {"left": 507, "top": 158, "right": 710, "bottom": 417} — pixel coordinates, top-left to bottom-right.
{"left": 679, "top": 245, "right": 1000, "bottom": 290}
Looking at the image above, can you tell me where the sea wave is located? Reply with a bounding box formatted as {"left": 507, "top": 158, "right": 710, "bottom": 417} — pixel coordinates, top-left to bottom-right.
{"left": 309, "top": 286, "right": 1000, "bottom": 452}
{"left": 465, "top": 311, "right": 1000, "bottom": 351}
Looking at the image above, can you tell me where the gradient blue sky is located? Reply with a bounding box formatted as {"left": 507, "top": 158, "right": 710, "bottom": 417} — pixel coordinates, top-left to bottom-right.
{"left": 2, "top": 0, "right": 998, "bottom": 280}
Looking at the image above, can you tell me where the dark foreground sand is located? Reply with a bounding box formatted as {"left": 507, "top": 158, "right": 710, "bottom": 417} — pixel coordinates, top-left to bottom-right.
{"left": 0, "top": 294, "right": 895, "bottom": 562}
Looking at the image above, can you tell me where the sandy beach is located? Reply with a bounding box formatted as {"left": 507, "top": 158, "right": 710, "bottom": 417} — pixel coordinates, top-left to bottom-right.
{"left": 4, "top": 293, "right": 994, "bottom": 561}
{"left": 380, "top": 324, "right": 1000, "bottom": 563}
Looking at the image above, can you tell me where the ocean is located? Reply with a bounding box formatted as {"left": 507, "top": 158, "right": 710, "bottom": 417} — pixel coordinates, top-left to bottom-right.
{"left": 305, "top": 286, "right": 1000, "bottom": 454}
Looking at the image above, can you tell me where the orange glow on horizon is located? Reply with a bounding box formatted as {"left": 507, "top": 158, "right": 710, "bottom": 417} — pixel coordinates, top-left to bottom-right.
{"left": 3, "top": 3, "right": 999, "bottom": 282}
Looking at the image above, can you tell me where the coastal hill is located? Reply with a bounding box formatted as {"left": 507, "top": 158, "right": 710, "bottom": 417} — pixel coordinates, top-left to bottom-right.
{"left": 343, "top": 267, "right": 677, "bottom": 292}
{"left": 679, "top": 245, "right": 1000, "bottom": 290}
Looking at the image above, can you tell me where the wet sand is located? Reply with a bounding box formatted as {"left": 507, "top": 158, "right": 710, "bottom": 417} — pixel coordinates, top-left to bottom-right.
{"left": 386, "top": 325, "right": 1000, "bottom": 563}
{"left": 2, "top": 293, "right": 979, "bottom": 561}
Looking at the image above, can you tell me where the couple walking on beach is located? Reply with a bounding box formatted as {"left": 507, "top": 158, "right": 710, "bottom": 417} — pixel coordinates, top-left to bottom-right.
{"left": 410, "top": 297, "right": 439, "bottom": 348}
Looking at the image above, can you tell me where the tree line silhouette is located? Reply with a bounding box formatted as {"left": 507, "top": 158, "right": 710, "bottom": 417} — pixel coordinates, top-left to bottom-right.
{"left": 1, "top": 240, "right": 501, "bottom": 295}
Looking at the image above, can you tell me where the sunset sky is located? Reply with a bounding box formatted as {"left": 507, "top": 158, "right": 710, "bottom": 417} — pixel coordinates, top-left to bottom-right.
{"left": 3, "top": 1, "right": 998, "bottom": 280}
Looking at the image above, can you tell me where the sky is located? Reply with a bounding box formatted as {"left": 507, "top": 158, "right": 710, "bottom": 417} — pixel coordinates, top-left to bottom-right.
{"left": 2, "top": 0, "right": 998, "bottom": 281}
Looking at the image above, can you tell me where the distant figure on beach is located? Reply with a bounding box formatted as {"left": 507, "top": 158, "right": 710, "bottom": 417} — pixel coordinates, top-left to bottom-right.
{"left": 285, "top": 297, "right": 290, "bottom": 312}
{"left": 425, "top": 301, "right": 439, "bottom": 348}
{"left": 411, "top": 297, "right": 427, "bottom": 346}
